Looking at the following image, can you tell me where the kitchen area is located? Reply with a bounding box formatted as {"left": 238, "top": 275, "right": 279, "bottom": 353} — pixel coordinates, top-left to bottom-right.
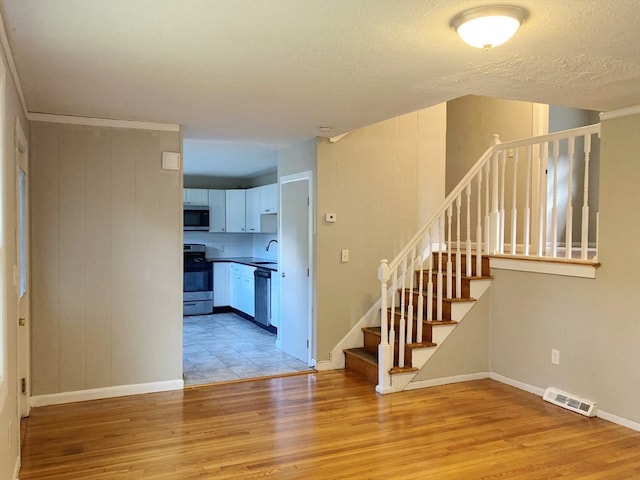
{"left": 182, "top": 183, "right": 311, "bottom": 385}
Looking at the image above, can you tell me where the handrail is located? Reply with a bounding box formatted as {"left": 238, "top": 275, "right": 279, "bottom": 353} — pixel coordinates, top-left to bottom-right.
{"left": 384, "top": 143, "right": 496, "bottom": 273}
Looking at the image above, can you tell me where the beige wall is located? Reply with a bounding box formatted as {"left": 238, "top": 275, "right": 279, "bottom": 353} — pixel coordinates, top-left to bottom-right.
{"left": 0, "top": 64, "right": 29, "bottom": 480}
{"left": 412, "top": 292, "right": 490, "bottom": 382}
{"left": 315, "top": 104, "right": 446, "bottom": 361}
{"left": 446, "top": 95, "right": 538, "bottom": 193}
{"left": 30, "top": 122, "right": 183, "bottom": 396}
{"left": 490, "top": 113, "right": 640, "bottom": 423}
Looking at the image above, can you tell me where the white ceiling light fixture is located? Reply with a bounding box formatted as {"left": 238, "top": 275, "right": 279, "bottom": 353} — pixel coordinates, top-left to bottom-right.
{"left": 450, "top": 5, "right": 529, "bottom": 49}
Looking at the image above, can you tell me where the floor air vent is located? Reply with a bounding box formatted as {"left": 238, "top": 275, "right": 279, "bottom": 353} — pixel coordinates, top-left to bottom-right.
{"left": 543, "top": 387, "right": 597, "bottom": 417}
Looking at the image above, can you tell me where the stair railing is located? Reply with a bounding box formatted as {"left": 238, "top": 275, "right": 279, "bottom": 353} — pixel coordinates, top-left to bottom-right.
{"left": 376, "top": 124, "right": 601, "bottom": 394}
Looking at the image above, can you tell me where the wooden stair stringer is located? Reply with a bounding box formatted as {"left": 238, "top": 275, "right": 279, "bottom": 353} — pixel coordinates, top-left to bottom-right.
{"left": 389, "top": 276, "right": 492, "bottom": 393}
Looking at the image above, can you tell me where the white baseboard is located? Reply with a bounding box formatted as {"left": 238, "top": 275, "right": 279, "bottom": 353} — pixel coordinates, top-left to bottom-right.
{"left": 314, "top": 360, "right": 334, "bottom": 371}
{"left": 489, "top": 372, "right": 640, "bottom": 433}
{"left": 30, "top": 379, "right": 184, "bottom": 407}
{"left": 489, "top": 372, "right": 546, "bottom": 396}
{"left": 594, "top": 409, "right": 640, "bottom": 432}
{"left": 405, "top": 372, "right": 489, "bottom": 390}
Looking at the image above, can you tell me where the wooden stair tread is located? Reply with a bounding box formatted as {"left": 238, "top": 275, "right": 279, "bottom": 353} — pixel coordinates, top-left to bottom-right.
{"left": 389, "top": 366, "right": 418, "bottom": 374}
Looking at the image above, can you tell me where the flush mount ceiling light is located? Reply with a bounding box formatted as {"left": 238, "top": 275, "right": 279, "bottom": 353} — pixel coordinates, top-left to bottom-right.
{"left": 450, "top": 5, "right": 529, "bottom": 49}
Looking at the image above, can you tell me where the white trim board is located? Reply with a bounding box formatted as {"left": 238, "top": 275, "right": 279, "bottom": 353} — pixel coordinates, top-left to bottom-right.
{"left": 600, "top": 105, "right": 640, "bottom": 121}
{"left": 30, "top": 379, "right": 184, "bottom": 407}
{"left": 489, "top": 256, "right": 598, "bottom": 279}
{"left": 28, "top": 112, "right": 181, "bottom": 132}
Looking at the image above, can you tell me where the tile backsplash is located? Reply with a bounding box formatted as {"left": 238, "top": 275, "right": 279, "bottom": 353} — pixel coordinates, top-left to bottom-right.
{"left": 183, "top": 231, "right": 278, "bottom": 262}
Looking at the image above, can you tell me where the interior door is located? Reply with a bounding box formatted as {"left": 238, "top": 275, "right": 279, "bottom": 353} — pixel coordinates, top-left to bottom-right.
{"left": 16, "top": 119, "right": 30, "bottom": 417}
{"left": 278, "top": 173, "right": 312, "bottom": 364}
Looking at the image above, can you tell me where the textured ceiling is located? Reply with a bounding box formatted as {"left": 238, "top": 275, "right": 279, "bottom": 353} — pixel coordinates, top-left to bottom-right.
{"left": 1, "top": 0, "right": 639, "bottom": 175}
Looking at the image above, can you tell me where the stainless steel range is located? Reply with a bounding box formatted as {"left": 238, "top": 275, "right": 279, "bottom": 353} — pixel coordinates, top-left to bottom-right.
{"left": 183, "top": 244, "right": 213, "bottom": 316}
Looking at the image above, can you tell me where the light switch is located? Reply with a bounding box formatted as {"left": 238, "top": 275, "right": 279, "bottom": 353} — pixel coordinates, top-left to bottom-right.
{"left": 341, "top": 249, "right": 349, "bottom": 262}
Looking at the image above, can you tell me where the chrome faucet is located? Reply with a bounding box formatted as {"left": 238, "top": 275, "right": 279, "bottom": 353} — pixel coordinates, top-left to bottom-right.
{"left": 266, "top": 239, "right": 278, "bottom": 251}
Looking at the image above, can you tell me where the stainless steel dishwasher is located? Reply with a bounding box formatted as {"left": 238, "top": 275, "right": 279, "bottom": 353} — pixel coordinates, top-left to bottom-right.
{"left": 254, "top": 268, "right": 271, "bottom": 326}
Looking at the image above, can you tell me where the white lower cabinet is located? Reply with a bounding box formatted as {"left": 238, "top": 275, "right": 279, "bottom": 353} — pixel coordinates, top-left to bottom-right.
{"left": 230, "top": 263, "right": 255, "bottom": 317}
{"left": 213, "top": 262, "right": 230, "bottom": 307}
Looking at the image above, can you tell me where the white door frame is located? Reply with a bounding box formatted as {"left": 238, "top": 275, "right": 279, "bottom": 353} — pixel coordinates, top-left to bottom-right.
{"left": 15, "top": 118, "right": 30, "bottom": 417}
{"left": 278, "top": 171, "right": 315, "bottom": 365}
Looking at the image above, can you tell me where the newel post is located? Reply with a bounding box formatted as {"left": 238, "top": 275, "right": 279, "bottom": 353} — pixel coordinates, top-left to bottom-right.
{"left": 489, "top": 134, "right": 501, "bottom": 254}
{"left": 376, "top": 259, "right": 394, "bottom": 394}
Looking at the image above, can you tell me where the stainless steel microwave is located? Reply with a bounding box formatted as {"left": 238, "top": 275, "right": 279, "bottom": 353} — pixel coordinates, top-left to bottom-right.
{"left": 184, "top": 206, "right": 210, "bottom": 230}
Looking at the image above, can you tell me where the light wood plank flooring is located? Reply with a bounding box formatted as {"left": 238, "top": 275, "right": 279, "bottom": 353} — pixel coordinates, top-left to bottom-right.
{"left": 20, "top": 372, "right": 640, "bottom": 479}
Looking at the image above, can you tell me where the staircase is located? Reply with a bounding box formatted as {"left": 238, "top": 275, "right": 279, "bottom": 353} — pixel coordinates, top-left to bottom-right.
{"left": 344, "top": 252, "right": 491, "bottom": 386}
{"left": 338, "top": 124, "right": 601, "bottom": 394}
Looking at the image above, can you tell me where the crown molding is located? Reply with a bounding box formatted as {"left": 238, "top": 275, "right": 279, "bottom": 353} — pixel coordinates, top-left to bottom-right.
{"left": 28, "top": 112, "right": 181, "bottom": 132}
{"left": 600, "top": 105, "right": 640, "bottom": 121}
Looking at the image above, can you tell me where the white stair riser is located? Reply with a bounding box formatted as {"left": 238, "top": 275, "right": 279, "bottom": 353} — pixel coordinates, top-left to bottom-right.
{"left": 431, "top": 324, "right": 456, "bottom": 345}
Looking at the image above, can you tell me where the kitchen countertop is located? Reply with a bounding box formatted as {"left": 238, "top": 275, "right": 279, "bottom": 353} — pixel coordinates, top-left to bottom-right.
{"left": 207, "top": 257, "right": 278, "bottom": 271}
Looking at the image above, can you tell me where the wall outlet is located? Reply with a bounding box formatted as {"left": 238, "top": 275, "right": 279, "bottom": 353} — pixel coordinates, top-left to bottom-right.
{"left": 325, "top": 213, "right": 337, "bottom": 223}
{"left": 551, "top": 349, "right": 560, "bottom": 365}
{"left": 341, "top": 249, "right": 349, "bottom": 262}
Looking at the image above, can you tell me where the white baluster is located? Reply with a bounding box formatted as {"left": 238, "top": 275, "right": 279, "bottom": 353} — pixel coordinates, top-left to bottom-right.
{"left": 477, "top": 171, "right": 483, "bottom": 277}
{"left": 551, "top": 139, "right": 559, "bottom": 257}
{"left": 426, "top": 229, "right": 433, "bottom": 322}
{"left": 524, "top": 145, "right": 532, "bottom": 256}
{"left": 594, "top": 211, "right": 600, "bottom": 262}
{"left": 398, "top": 258, "right": 407, "bottom": 368}
{"left": 437, "top": 216, "right": 444, "bottom": 321}
{"left": 484, "top": 162, "right": 490, "bottom": 258}
{"left": 566, "top": 137, "right": 575, "bottom": 259}
{"left": 499, "top": 150, "right": 506, "bottom": 254}
{"left": 511, "top": 148, "right": 519, "bottom": 254}
{"left": 446, "top": 205, "right": 453, "bottom": 299}
{"left": 377, "top": 259, "right": 392, "bottom": 393}
{"left": 537, "top": 142, "right": 548, "bottom": 257}
{"left": 490, "top": 136, "right": 501, "bottom": 254}
{"left": 389, "top": 269, "right": 397, "bottom": 367}
{"left": 416, "top": 236, "right": 425, "bottom": 344}
{"left": 406, "top": 248, "right": 416, "bottom": 347}
{"left": 466, "top": 184, "right": 472, "bottom": 276}
{"left": 581, "top": 134, "right": 592, "bottom": 260}
{"left": 456, "top": 194, "right": 462, "bottom": 299}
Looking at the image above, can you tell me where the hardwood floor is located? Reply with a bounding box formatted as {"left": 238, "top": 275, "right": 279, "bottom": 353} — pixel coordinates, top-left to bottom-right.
{"left": 20, "top": 372, "right": 640, "bottom": 479}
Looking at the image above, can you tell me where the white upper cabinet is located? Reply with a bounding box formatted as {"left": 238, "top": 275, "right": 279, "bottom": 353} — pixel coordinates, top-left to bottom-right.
{"left": 245, "top": 187, "right": 261, "bottom": 233}
{"left": 183, "top": 188, "right": 209, "bottom": 206}
{"left": 260, "top": 183, "right": 278, "bottom": 214}
{"left": 225, "top": 189, "right": 246, "bottom": 232}
{"left": 208, "top": 189, "right": 226, "bottom": 232}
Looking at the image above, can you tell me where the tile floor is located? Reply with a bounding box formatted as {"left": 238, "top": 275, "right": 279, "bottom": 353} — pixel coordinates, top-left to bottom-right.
{"left": 183, "top": 312, "right": 312, "bottom": 385}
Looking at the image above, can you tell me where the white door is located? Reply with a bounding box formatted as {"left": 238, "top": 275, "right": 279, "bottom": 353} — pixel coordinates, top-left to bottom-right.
{"left": 278, "top": 173, "right": 312, "bottom": 364}
{"left": 16, "top": 119, "right": 30, "bottom": 417}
